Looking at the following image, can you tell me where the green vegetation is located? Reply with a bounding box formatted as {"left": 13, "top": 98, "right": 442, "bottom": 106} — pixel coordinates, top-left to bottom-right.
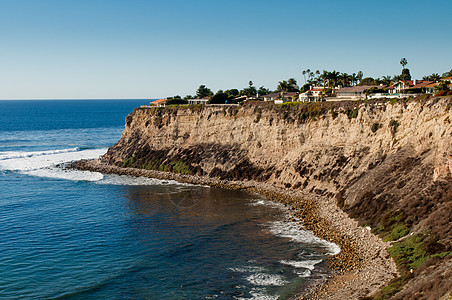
{"left": 122, "top": 156, "right": 136, "bottom": 167}
{"left": 389, "top": 119, "right": 400, "bottom": 133}
{"left": 330, "top": 108, "right": 338, "bottom": 119}
{"left": 342, "top": 108, "right": 359, "bottom": 119}
{"left": 373, "top": 212, "right": 409, "bottom": 242}
{"left": 196, "top": 85, "right": 214, "bottom": 98}
{"left": 166, "top": 96, "right": 188, "bottom": 105}
{"left": 388, "top": 234, "right": 452, "bottom": 272}
{"left": 375, "top": 274, "right": 413, "bottom": 300}
{"left": 371, "top": 122, "right": 381, "bottom": 133}
{"left": 143, "top": 159, "right": 191, "bottom": 174}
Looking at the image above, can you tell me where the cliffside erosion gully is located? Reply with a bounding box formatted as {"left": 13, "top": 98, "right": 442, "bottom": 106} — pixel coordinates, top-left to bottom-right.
{"left": 72, "top": 96, "right": 452, "bottom": 299}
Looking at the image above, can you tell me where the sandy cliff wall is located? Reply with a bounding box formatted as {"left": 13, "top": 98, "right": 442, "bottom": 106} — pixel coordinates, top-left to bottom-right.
{"left": 106, "top": 98, "right": 451, "bottom": 196}
{"left": 104, "top": 97, "right": 452, "bottom": 299}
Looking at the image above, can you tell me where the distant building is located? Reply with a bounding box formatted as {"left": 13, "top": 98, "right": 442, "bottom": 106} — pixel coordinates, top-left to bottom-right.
{"left": 299, "top": 88, "right": 325, "bottom": 102}
{"left": 336, "top": 85, "right": 377, "bottom": 100}
{"left": 150, "top": 99, "right": 167, "bottom": 107}
{"left": 188, "top": 98, "right": 209, "bottom": 105}
{"left": 388, "top": 80, "right": 434, "bottom": 94}
{"left": 264, "top": 92, "right": 298, "bottom": 103}
{"left": 424, "top": 77, "right": 452, "bottom": 94}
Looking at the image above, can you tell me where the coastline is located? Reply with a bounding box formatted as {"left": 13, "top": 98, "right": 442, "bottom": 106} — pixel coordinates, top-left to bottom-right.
{"left": 70, "top": 158, "right": 398, "bottom": 299}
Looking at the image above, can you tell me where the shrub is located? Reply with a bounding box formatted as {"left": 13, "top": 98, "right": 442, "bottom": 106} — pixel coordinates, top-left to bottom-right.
{"left": 389, "top": 119, "right": 400, "bottom": 133}
{"left": 371, "top": 122, "right": 381, "bottom": 133}
{"left": 330, "top": 109, "right": 338, "bottom": 119}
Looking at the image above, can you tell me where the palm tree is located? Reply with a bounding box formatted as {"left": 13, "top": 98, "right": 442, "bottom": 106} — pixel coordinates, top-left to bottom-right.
{"left": 329, "top": 71, "right": 340, "bottom": 89}
{"left": 351, "top": 73, "right": 357, "bottom": 86}
{"left": 302, "top": 70, "right": 307, "bottom": 83}
{"left": 400, "top": 58, "right": 408, "bottom": 70}
{"left": 288, "top": 78, "right": 298, "bottom": 91}
{"left": 357, "top": 71, "right": 363, "bottom": 85}
{"left": 381, "top": 75, "right": 392, "bottom": 86}
{"left": 309, "top": 71, "right": 314, "bottom": 83}
{"left": 306, "top": 69, "right": 311, "bottom": 82}
{"left": 277, "top": 80, "right": 289, "bottom": 92}
{"left": 434, "top": 80, "right": 450, "bottom": 93}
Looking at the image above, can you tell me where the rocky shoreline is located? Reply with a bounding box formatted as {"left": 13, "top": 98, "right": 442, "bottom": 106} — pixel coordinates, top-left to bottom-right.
{"left": 70, "top": 158, "right": 398, "bottom": 299}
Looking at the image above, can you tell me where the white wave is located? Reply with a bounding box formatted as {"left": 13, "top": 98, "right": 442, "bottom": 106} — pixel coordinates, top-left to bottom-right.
{"left": 280, "top": 259, "right": 322, "bottom": 270}
{"left": 0, "top": 148, "right": 107, "bottom": 171}
{"left": 26, "top": 168, "right": 104, "bottom": 182}
{"left": 247, "top": 199, "right": 288, "bottom": 211}
{"left": 0, "top": 148, "right": 106, "bottom": 181}
{"left": 0, "top": 148, "right": 80, "bottom": 160}
{"left": 228, "top": 266, "right": 266, "bottom": 273}
{"left": 246, "top": 273, "right": 288, "bottom": 286}
{"left": 294, "top": 269, "right": 312, "bottom": 277}
{"left": 268, "top": 221, "right": 341, "bottom": 255}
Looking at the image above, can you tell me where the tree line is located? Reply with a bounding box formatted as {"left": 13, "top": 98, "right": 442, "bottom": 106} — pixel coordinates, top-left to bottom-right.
{"left": 164, "top": 62, "right": 452, "bottom": 105}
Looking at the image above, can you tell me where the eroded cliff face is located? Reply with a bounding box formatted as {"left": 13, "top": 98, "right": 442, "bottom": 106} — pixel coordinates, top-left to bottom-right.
{"left": 106, "top": 98, "right": 451, "bottom": 194}
{"left": 104, "top": 97, "right": 452, "bottom": 299}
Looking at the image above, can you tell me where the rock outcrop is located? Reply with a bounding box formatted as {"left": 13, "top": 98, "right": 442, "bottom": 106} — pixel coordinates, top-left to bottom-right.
{"left": 102, "top": 97, "right": 452, "bottom": 299}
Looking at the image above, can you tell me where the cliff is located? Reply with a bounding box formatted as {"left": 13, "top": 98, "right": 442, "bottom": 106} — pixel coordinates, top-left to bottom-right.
{"left": 103, "top": 97, "right": 452, "bottom": 299}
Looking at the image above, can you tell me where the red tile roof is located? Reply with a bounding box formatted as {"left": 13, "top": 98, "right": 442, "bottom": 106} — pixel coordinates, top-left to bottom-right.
{"left": 151, "top": 99, "right": 167, "bottom": 104}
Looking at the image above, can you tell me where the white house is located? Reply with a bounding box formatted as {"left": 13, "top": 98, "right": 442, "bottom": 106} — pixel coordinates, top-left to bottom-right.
{"left": 188, "top": 98, "right": 209, "bottom": 105}
{"left": 299, "top": 88, "right": 324, "bottom": 102}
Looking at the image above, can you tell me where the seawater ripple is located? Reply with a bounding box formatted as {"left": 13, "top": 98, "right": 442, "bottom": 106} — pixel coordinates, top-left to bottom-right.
{"left": 0, "top": 100, "right": 335, "bottom": 299}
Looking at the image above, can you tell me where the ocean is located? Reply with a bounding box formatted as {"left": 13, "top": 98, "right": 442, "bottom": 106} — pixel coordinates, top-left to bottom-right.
{"left": 0, "top": 100, "right": 337, "bottom": 299}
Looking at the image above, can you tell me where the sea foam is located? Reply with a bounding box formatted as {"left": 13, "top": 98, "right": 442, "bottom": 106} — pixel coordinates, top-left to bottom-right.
{"left": 0, "top": 148, "right": 106, "bottom": 181}
{"left": 268, "top": 221, "right": 341, "bottom": 255}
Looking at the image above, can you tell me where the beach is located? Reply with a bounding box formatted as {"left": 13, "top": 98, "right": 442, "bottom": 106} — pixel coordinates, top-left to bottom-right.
{"left": 71, "top": 158, "right": 398, "bottom": 299}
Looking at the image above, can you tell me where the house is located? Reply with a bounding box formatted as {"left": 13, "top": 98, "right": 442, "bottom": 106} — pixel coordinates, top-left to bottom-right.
{"left": 188, "top": 98, "right": 209, "bottom": 105}
{"left": 388, "top": 80, "right": 434, "bottom": 94}
{"left": 264, "top": 92, "right": 298, "bottom": 103}
{"left": 424, "top": 77, "right": 452, "bottom": 94}
{"left": 299, "top": 88, "right": 325, "bottom": 102}
{"left": 336, "top": 85, "right": 377, "bottom": 100}
{"left": 150, "top": 99, "right": 167, "bottom": 107}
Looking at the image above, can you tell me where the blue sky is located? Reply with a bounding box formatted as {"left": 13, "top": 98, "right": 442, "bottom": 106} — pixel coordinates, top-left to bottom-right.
{"left": 0, "top": 0, "right": 451, "bottom": 99}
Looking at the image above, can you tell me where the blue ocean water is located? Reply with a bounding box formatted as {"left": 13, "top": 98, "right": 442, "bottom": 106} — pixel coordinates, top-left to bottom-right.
{"left": 0, "top": 100, "right": 337, "bottom": 299}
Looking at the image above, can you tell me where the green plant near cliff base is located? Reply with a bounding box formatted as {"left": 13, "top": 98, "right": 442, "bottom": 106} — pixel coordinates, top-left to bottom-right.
{"left": 143, "top": 159, "right": 162, "bottom": 170}
{"left": 171, "top": 161, "right": 191, "bottom": 174}
{"left": 375, "top": 274, "right": 413, "bottom": 300}
{"left": 375, "top": 235, "right": 452, "bottom": 299}
{"left": 373, "top": 212, "right": 409, "bottom": 242}
{"left": 388, "top": 234, "right": 452, "bottom": 272}
{"left": 389, "top": 119, "right": 400, "bottom": 133}
{"left": 383, "top": 223, "right": 410, "bottom": 242}
{"left": 122, "top": 156, "right": 136, "bottom": 168}
{"left": 371, "top": 122, "right": 381, "bottom": 133}
{"left": 157, "top": 160, "right": 191, "bottom": 174}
